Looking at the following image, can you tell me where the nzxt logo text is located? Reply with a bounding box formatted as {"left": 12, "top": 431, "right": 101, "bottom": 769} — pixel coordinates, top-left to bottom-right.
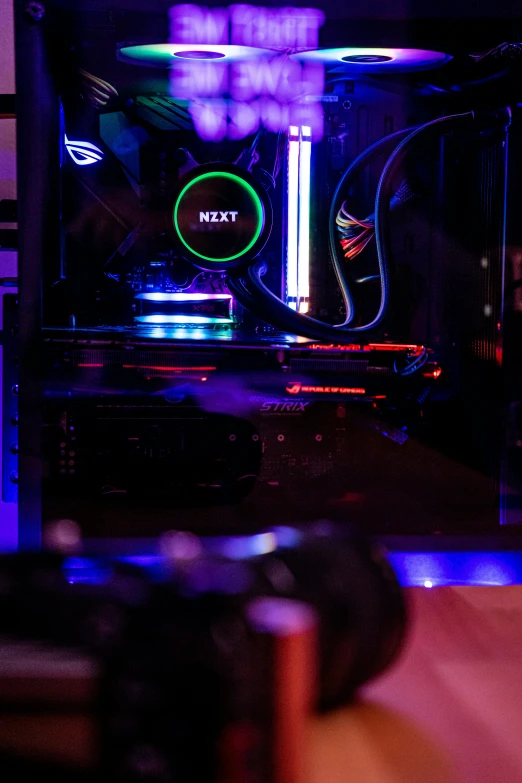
{"left": 199, "top": 211, "right": 239, "bottom": 223}
{"left": 260, "top": 401, "right": 309, "bottom": 414}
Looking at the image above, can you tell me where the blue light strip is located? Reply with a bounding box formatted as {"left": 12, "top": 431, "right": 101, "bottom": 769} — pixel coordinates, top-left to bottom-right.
{"left": 389, "top": 551, "right": 522, "bottom": 587}
{"left": 62, "top": 550, "right": 522, "bottom": 587}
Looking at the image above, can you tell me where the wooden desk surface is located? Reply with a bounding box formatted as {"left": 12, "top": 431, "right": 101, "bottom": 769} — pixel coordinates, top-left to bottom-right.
{"left": 308, "top": 586, "right": 522, "bottom": 783}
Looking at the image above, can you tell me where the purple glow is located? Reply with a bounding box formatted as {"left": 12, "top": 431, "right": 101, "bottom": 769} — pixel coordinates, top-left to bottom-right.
{"left": 272, "top": 526, "right": 302, "bottom": 548}
{"left": 221, "top": 532, "right": 277, "bottom": 559}
{"left": 229, "top": 59, "right": 323, "bottom": 103}
{"left": 160, "top": 530, "right": 202, "bottom": 561}
{"left": 229, "top": 5, "right": 325, "bottom": 50}
{"left": 171, "top": 60, "right": 228, "bottom": 98}
{"left": 247, "top": 597, "right": 317, "bottom": 635}
{"left": 169, "top": 4, "right": 325, "bottom": 50}
{"left": 189, "top": 99, "right": 228, "bottom": 141}
{"left": 230, "top": 59, "right": 292, "bottom": 102}
{"left": 187, "top": 97, "right": 323, "bottom": 142}
{"left": 258, "top": 97, "right": 289, "bottom": 133}
{"left": 164, "top": 4, "right": 325, "bottom": 140}
{"left": 170, "top": 56, "right": 323, "bottom": 104}
{"left": 0, "top": 503, "right": 17, "bottom": 551}
{"left": 228, "top": 100, "right": 260, "bottom": 139}
{"left": 170, "top": 4, "right": 229, "bottom": 45}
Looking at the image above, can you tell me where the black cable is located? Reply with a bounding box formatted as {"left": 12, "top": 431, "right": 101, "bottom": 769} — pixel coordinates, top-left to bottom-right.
{"left": 328, "top": 126, "right": 418, "bottom": 327}
{"left": 373, "top": 112, "right": 474, "bottom": 332}
{"left": 228, "top": 113, "right": 474, "bottom": 343}
{"left": 229, "top": 128, "right": 420, "bottom": 343}
{"left": 226, "top": 272, "right": 273, "bottom": 325}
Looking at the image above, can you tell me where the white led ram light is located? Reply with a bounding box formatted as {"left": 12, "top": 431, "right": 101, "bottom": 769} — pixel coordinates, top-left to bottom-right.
{"left": 287, "top": 126, "right": 300, "bottom": 311}
{"left": 286, "top": 126, "right": 312, "bottom": 313}
{"left": 298, "top": 126, "right": 311, "bottom": 313}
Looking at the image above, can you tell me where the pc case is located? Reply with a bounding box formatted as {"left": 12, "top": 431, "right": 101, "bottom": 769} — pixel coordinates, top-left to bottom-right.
{"left": 12, "top": 0, "right": 522, "bottom": 545}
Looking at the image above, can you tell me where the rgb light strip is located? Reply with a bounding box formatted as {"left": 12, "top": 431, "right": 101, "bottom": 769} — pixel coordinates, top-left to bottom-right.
{"left": 135, "top": 293, "right": 232, "bottom": 301}
{"left": 286, "top": 126, "right": 312, "bottom": 313}
{"left": 135, "top": 314, "right": 233, "bottom": 324}
{"left": 173, "top": 171, "right": 264, "bottom": 263}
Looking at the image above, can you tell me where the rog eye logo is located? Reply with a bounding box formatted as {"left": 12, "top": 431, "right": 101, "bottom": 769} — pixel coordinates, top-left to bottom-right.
{"left": 286, "top": 383, "right": 302, "bottom": 395}
{"left": 64, "top": 135, "right": 104, "bottom": 166}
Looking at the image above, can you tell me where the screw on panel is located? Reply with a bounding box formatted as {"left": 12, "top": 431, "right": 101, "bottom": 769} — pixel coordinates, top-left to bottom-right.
{"left": 25, "top": 1, "right": 45, "bottom": 21}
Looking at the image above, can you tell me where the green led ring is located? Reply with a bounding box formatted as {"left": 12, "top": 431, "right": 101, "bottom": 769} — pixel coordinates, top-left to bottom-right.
{"left": 173, "top": 171, "right": 265, "bottom": 263}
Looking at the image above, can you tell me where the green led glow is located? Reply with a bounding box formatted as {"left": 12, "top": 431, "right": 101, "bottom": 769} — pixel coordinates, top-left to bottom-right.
{"left": 173, "top": 171, "right": 264, "bottom": 263}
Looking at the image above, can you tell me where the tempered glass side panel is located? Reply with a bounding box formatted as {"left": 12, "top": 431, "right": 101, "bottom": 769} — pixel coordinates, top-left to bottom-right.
{"left": 14, "top": 0, "right": 522, "bottom": 537}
